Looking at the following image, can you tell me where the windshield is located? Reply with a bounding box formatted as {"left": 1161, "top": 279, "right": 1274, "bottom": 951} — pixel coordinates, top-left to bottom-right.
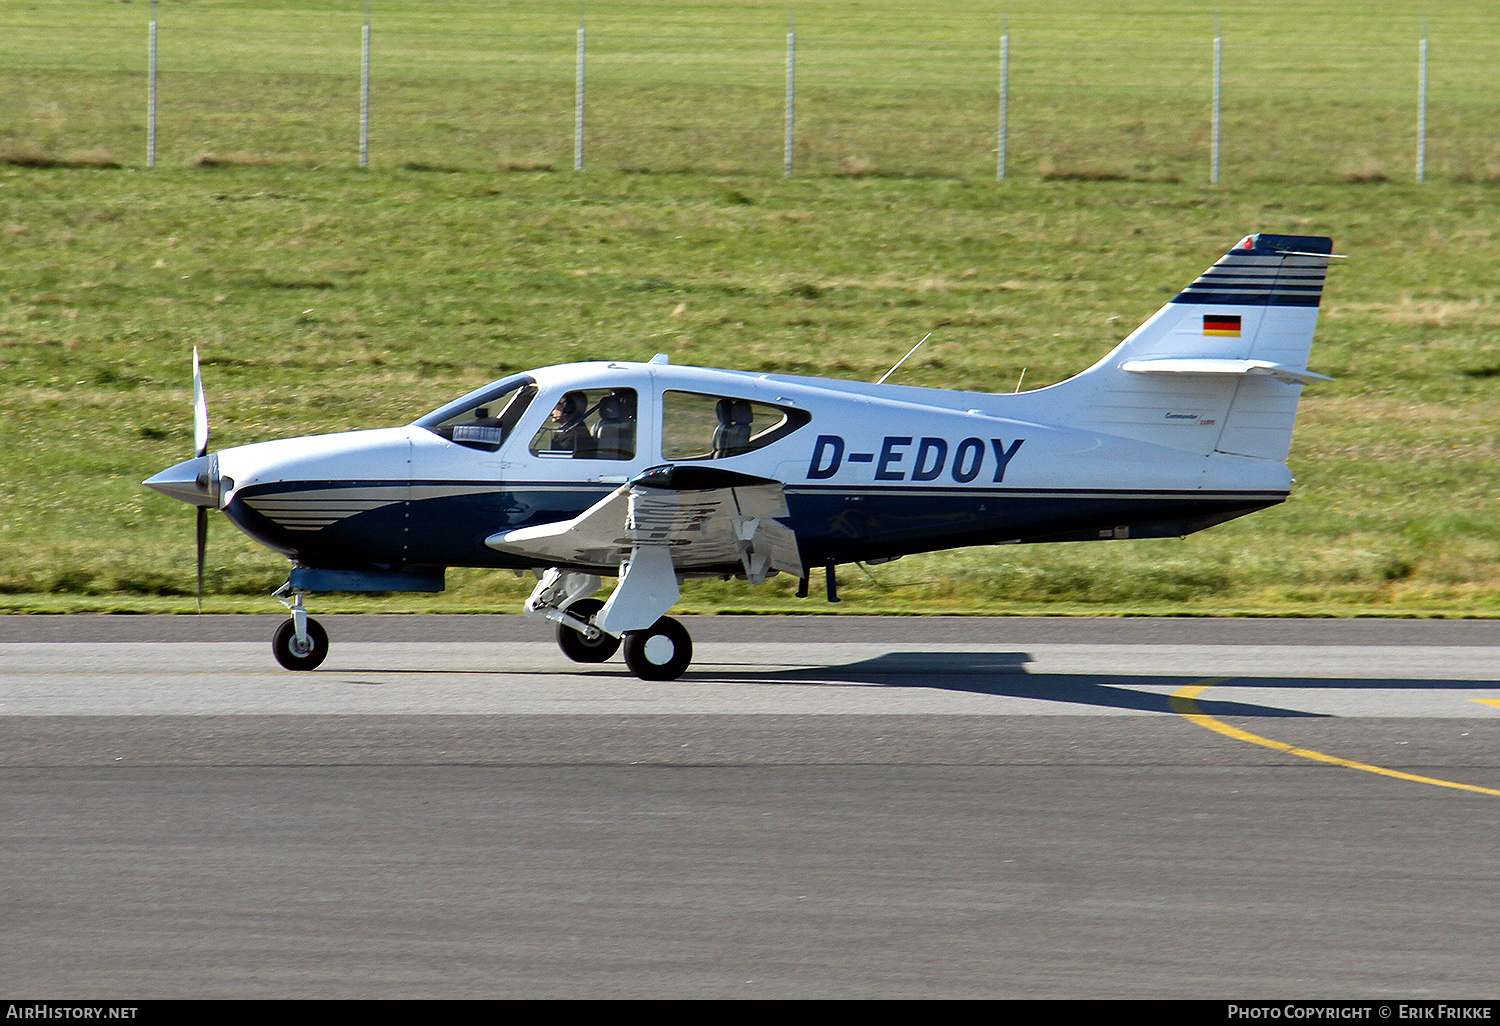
{"left": 414, "top": 374, "right": 538, "bottom": 452}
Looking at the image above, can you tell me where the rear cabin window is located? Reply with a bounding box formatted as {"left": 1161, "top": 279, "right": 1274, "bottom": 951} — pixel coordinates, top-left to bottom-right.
{"left": 529, "top": 388, "right": 638, "bottom": 460}
{"left": 661, "top": 390, "right": 810, "bottom": 461}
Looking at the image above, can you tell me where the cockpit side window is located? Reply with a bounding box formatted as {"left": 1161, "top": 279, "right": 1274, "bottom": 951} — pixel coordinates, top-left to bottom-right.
{"left": 661, "top": 390, "right": 810, "bottom": 461}
{"left": 417, "top": 376, "right": 538, "bottom": 453}
{"left": 530, "top": 388, "right": 638, "bottom": 460}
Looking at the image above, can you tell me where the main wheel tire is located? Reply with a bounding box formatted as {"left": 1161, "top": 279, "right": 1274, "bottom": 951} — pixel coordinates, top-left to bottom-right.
{"left": 621, "top": 615, "right": 693, "bottom": 681}
{"left": 556, "top": 597, "right": 621, "bottom": 663}
{"left": 272, "top": 617, "right": 329, "bottom": 671}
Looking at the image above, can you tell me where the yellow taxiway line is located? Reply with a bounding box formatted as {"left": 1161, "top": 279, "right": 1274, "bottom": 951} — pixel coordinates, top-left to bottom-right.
{"left": 1170, "top": 678, "right": 1500, "bottom": 797}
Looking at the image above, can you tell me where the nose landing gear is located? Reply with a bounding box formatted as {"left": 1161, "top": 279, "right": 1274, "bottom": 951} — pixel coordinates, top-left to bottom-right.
{"left": 272, "top": 616, "right": 328, "bottom": 670}
{"left": 271, "top": 583, "right": 327, "bottom": 671}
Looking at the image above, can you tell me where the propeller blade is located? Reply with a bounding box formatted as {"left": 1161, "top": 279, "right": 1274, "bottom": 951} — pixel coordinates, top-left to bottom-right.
{"left": 192, "top": 350, "right": 212, "bottom": 611}
{"left": 192, "top": 346, "right": 209, "bottom": 459}
{"left": 196, "top": 506, "right": 207, "bottom": 613}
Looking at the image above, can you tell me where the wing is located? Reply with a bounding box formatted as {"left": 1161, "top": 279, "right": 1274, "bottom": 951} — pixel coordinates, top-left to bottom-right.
{"left": 485, "top": 464, "right": 804, "bottom": 584}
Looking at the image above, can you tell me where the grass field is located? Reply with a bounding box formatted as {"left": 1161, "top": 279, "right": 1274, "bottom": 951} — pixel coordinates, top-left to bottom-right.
{"left": 2, "top": 1, "right": 1499, "bottom": 617}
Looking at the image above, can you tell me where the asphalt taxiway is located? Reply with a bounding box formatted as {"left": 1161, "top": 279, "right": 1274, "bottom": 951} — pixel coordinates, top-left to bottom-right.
{"left": 1, "top": 615, "right": 1497, "bottom": 998}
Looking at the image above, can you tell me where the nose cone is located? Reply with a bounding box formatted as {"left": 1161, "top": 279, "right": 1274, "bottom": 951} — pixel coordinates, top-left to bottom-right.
{"left": 143, "top": 454, "right": 219, "bottom": 507}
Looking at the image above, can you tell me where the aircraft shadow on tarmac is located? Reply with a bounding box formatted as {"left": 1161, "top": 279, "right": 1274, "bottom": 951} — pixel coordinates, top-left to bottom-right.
{"left": 340, "top": 650, "right": 1495, "bottom": 718}
{"left": 686, "top": 651, "right": 1321, "bottom": 717}
{"left": 686, "top": 650, "right": 1500, "bottom": 717}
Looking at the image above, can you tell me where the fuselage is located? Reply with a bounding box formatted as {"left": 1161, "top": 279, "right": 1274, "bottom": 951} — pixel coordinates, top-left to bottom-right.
{"left": 193, "top": 360, "right": 1289, "bottom": 576}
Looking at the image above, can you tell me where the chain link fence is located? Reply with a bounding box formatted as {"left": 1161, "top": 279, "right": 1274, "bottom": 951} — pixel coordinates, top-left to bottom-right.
{"left": 3, "top": 1, "right": 1497, "bottom": 183}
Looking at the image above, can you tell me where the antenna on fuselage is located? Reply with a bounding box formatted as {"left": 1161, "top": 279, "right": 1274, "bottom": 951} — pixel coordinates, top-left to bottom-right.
{"left": 875, "top": 332, "right": 933, "bottom": 385}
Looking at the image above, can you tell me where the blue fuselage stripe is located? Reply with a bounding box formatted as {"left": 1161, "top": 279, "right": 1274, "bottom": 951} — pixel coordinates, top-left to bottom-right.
{"left": 225, "top": 480, "right": 1285, "bottom": 573}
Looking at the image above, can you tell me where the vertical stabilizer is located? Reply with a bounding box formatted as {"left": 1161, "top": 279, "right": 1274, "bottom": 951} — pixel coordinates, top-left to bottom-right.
{"left": 1033, "top": 233, "right": 1333, "bottom": 461}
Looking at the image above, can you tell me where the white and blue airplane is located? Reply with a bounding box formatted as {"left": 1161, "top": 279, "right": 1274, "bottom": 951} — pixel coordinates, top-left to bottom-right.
{"left": 145, "top": 232, "right": 1335, "bottom": 679}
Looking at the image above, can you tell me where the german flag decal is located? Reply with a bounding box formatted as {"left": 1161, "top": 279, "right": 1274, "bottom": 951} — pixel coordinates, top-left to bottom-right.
{"left": 1203, "top": 314, "right": 1241, "bottom": 337}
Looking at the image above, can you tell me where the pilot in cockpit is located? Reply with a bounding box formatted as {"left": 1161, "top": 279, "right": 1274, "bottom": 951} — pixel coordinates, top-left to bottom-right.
{"left": 545, "top": 391, "right": 592, "bottom": 453}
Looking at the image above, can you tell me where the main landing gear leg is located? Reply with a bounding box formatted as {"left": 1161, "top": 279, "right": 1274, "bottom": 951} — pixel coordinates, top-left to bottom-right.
{"left": 525, "top": 569, "right": 621, "bottom": 664}
{"left": 597, "top": 545, "right": 692, "bottom": 682}
{"left": 271, "top": 583, "right": 328, "bottom": 670}
{"left": 530, "top": 548, "right": 695, "bottom": 681}
{"left": 554, "top": 596, "right": 621, "bottom": 663}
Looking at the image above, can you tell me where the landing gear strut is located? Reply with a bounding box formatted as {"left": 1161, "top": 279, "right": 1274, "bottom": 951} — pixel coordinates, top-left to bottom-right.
{"left": 271, "top": 583, "right": 327, "bottom": 670}
{"left": 526, "top": 567, "right": 694, "bottom": 680}
{"left": 555, "top": 596, "right": 621, "bottom": 663}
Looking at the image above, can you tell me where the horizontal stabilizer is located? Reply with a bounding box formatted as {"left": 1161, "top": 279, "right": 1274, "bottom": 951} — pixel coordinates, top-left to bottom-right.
{"left": 1121, "top": 358, "right": 1333, "bottom": 384}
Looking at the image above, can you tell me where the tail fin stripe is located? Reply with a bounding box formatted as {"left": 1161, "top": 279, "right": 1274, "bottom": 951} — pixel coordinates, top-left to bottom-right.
{"left": 1191, "top": 283, "right": 1325, "bottom": 293}
{"left": 1193, "top": 274, "right": 1326, "bottom": 285}
{"left": 1169, "top": 238, "right": 1331, "bottom": 308}
{"left": 1173, "top": 292, "right": 1322, "bottom": 307}
{"left": 1195, "top": 271, "right": 1326, "bottom": 283}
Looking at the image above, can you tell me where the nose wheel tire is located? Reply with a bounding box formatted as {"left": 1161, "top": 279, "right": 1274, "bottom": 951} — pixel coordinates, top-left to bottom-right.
{"left": 272, "top": 617, "right": 328, "bottom": 671}
{"left": 622, "top": 616, "right": 693, "bottom": 681}
{"left": 556, "top": 597, "right": 621, "bottom": 663}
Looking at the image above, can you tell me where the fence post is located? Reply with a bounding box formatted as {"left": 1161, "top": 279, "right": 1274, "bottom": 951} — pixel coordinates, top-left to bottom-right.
{"left": 574, "top": 11, "right": 586, "bottom": 172}
{"left": 997, "top": 20, "right": 1009, "bottom": 181}
{"left": 1211, "top": 20, "right": 1222, "bottom": 184}
{"left": 147, "top": 0, "right": 158, "bottom": 168}
{"left": 360, "top": 4, "right": 371, "bottom": 168}
{"left": 1417, "top": 24, "right": 1428, "bottom": 183}
{"left": 785, "top": 13, "right": 796, "bottom": 178}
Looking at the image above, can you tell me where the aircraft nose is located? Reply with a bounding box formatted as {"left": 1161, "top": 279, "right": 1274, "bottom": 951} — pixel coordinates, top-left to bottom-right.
{"left": 143, "top": 454, "right": 221, "bottom": 507}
